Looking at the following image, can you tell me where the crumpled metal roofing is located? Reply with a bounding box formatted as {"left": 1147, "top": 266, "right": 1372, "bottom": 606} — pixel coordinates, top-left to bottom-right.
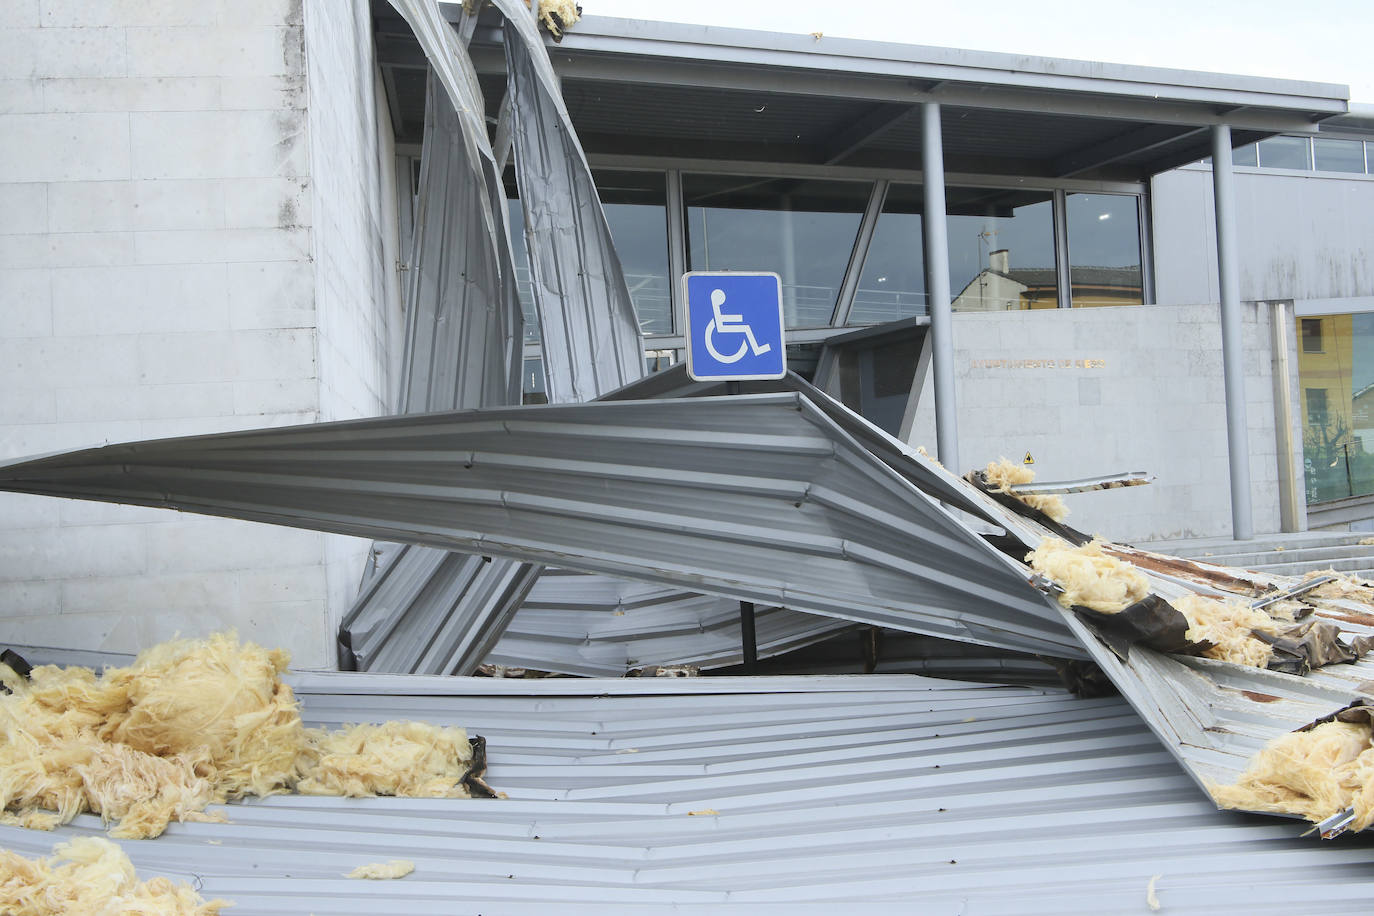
{"left": 0, "top": 387, "right": 1084, "bottom": 659}
{"left": 2, "top": 664, "right": 1372, "bottom": 914}
{"left": 488, "top": 570, "right": 852, "bottom": 675}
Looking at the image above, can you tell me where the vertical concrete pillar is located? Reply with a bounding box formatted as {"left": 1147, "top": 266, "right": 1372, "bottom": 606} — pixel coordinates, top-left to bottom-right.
{"left": 923, "top": 102, "right": 958, "bottom": 470}
{"left": 1212, "top": 124, "right": 1254, "bottom": 540}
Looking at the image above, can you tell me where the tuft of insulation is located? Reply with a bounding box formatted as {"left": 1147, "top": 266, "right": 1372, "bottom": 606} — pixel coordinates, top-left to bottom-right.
{"left": 345, "top": 859, "right": 416, "bottom": 880}
{"left": 1026, "top": 537, "right": 1149, "bottom": 612}
{"left": 1303, "top": 569, "right": 1374, "bottom": 608}
{"left": 298, "top": 722, "right": 472, "bottom": 798}
{"left": 1212, "top": 720, "right": 1374, "bottom": 831}
{"left": 1171, "top": 594, "right": 1279, "bottom": 668}
{"left": 983, "top": 458, "right": 1069, "bottom": 522}
{"left": 0, "top": 634, "right": 482, "bottom": 838}
{"left": 0, "top": 836, "right": 230, "bottom": 915}
{"left": 532, "top": 0, "right": 580, "bottom": 38}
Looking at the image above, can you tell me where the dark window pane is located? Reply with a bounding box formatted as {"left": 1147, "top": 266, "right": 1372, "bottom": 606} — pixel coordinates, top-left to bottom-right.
{"left": 1066, "top": 193, "right": 1143, "bottom": 308}
{"left": 521, "top": 357, "right": 547, "bottom": 405}
{"left": 836, "top": 335, "right": 921, "bottom": 436}
{"left": 1313, "top": 138, "right": 1366, "bottom": 174}
{"left": 945, "top": 189, "right": 1056, "bottom": 311}
{"left": 595, "top": 170, "right": 672, "bottom": 334}
{"left": 685, "top": 174, "right": 869, "bottom": 329}
{"left": 852, "top": 183, "right": 925, "bottom": 325}
{"left": 1301, "top": 318, "right": 1324, "bottom": 353}
{"left": 1258, "top": 136, "right": 1312, "bottom": 170}
{"left": 1231, "top": 144, "right": 1258, "bottom": 167}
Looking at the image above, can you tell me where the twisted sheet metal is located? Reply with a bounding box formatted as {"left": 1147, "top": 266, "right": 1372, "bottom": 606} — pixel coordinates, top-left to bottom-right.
{"left": 2, "top": 667, "right": 1372, "bottom": 914}
{"left": 488, "top": 570, "right": 853, "bottom": 675}
{"left": 0, "top": 392, "right": 1084, "bottom": 659}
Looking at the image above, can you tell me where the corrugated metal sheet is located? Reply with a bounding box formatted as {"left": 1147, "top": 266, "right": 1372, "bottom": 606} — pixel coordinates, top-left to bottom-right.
{"left": 489, "top": 570, "right": 853, "bottom": 675}
{"left": 2, "top": 668, "right": 1371, "bottom": 914}
{"left": 0, "top": 391, "right": 1084, "bottom": 659}
{"left": 494, "top": 0, "right": 646, "bottom": 403}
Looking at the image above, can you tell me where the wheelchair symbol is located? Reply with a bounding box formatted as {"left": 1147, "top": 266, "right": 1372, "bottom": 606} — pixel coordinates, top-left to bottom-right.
{"left": 703, "top": 288, "right": 773, "bottom": 364}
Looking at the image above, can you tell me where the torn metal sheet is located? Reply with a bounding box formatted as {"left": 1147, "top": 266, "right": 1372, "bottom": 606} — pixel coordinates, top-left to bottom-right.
{"left": 0, "top": 392, "right": 1085, "bottom": 659}
{"left": 488, "top": 570, "right": 853, "bottom": 676}
{"left": 3, "top": 663, "right": 1373, "bottom": 913}
{"left": 494, "top": 0, "right": 646, "bottom": 403}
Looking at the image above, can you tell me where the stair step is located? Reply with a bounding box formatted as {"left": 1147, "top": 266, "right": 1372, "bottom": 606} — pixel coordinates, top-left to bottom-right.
{"left": 1182, "top": 544, "right": 1374, "bottom": 569}
{"left": 1240, "top": 556, "right": 1374, "bottom": 577}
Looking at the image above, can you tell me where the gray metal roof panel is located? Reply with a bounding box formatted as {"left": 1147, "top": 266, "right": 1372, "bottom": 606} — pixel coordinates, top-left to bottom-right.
{"left": 2, "top": 671, "right": 1371, "bottom": 913}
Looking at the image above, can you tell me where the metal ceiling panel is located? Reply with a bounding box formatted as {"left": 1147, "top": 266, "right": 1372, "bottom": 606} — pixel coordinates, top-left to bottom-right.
{"left": 2, "top": 669, "right": 1371, "bottom": 913}
{"left": 0, "top": 392, "right": 1084, "bottom": 659}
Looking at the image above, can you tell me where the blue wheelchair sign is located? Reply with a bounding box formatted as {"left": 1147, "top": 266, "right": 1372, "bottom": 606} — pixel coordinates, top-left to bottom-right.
{"left": 683, "top": 271, "right": 786, "bottom": 381}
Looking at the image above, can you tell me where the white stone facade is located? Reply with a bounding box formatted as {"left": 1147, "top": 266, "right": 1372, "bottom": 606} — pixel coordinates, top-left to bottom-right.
{"left": 0, "top": 0, "right": 399, "bottom": 667}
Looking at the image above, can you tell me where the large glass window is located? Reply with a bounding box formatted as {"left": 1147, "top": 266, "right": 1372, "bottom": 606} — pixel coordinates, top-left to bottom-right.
{"left": 1314, "top": 138, "right": 1367, "bottom": 174}
{"left": 685, "top": 174, "right": 869, "bottom": 328}
{"left": 1258, "top": 135, "right": 1312, "bottom": 170}
{"left": 1298, "top": 313, "right": 1374, "bottom": 503}
{"left": 946, "top": 188, "right": 1057, "bottom": 311}
{"left": 1066, "top": 193, "right": 1144, "bottom": 308}
{"left": 852, "top": 183, "right": 925, "bottom": 325}
{"left": 595, "top": 170, "right": 672, "bottom": 334}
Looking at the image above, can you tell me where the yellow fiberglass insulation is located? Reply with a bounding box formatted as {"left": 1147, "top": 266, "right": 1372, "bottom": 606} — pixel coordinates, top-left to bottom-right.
{"left": 533, "top": 0, "right": 580, "bottom": 38}
{"left": 297, "top": 721, "right": 472, "bottom": 798}
{"left": 1212, "top": 720, "right": 1374, "bottom": 831}
{"left": 984, "top": 457, "right": 1069, "bottom": 523}
{"left": 0, "top": 836, "right": 230, "bottom": 915}
{"left": 1303, "top": 568, "right": 1374, "bottom": 608}
{"left": 0, "top": 633, "right": 479, "bottom": 839}
{"left": 1025, "top": 537, "right": 1149, "bottom": 612}
{"left": 345, "top": 859, "right": 416, "bottom": 880}
{"left": 1170, "top": 594, "right": 1279, "bottom": 668}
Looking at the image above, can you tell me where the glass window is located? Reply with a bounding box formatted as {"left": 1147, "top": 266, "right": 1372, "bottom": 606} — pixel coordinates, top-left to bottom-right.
{"left": 1314, "top": 138, "right": 1367, "bottom": 174}
{"left": 1258, "top": 136, "right": 1312, "bottom": 170}
{"left": 946, "top": 188, "right": 1057, "bottom": 311}
{"left": 1065, "top": 193, "right": 1144, "bottom": 308}
{"left": 1298, "top": 313, "right": 1374, "bottom": 503}
{"left": 1232, "top": 144, "right": 1258, "bottom": 167}
{"left": 685, "top": 174, "right": 870, "bottom": 329}
{"left": 835, "top": 335, "right": 922, "bottom": 436}
{"left": 851, "top": 183, "right": 925, "bottom": 325}
{"left": 595, "top": 170, "right": 672, "bottom": 334}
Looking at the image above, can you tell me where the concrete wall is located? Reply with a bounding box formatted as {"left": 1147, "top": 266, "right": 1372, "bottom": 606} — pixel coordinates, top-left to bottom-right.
{"left": 1153, "top": 165, "right": 1374, "bottom": 305}
{"left": 0, "top": 0, "right": 397, "bottom": 667}
{"left": 908, "top": 303, "right": 1299, "bottom": 543}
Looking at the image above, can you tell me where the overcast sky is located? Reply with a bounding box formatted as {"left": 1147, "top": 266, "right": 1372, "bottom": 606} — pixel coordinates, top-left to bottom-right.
{"left": 584, "top": 0, "right": 1374, "bottom": 103}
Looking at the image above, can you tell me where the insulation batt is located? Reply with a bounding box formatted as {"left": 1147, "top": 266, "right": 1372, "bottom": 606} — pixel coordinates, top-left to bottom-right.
{"left": 1212, "top": 720, "right": 1374, "bottom": 831}
{"left": 345, "top": 859, "right": 416, "bottom": 880}
{"left": 984, "top": 457, "right": 1069, "bottom": 522}
{"left": 533, "top": 0, "right": 580, "bottom": 37}
{"left": 1303, "top": 569, "right": 1374, "bottom": 608}
{"left": 0, "top": 836, "right": 229, "bottom": 915}
{"left": 1026, "top": 537, "right": 1149, "bottom": 612}
{"left": 0, "top": 634, "right": 477, "bottom": 838}
{"left": 1170, "top": 594, "right": 1279, "bottom": 668}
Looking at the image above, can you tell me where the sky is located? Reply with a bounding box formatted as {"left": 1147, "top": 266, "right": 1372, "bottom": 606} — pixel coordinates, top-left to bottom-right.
{"left": 584, "top": 0, "right": 1374, "bottom": 103}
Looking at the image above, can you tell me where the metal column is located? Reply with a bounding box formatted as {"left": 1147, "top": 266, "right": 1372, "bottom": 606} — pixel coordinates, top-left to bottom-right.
{"left": 922, "top": 102, "right": 958, "bottom": 471}
{"left": 1211, "top": 124, "right": 1253, "bottom": 540}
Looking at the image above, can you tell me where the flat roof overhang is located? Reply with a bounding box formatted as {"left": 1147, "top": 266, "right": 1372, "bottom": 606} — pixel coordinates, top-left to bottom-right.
{"left": 372, "top": 2, "right": 1349, "bottom": 183}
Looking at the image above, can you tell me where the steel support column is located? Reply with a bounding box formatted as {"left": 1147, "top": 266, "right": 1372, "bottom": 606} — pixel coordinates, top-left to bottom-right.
{"left": 922, "top": 102, "right": 958, "bottom": 470}
{"left": 1212, "top": 124, "right": 1254, "bottom": 540}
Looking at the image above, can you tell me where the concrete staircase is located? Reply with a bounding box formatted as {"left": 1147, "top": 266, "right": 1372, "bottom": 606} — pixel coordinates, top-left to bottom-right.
{"left": 1144, "top": 531, "right": 1374, "bottom": 580}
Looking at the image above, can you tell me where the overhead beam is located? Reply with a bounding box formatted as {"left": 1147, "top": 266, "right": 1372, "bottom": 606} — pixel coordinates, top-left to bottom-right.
{"left": 1053, "top": 123, "right": 1207, "bottom": 177}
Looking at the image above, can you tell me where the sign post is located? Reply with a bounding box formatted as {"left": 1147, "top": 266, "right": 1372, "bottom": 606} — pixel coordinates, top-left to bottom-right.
{"left": 683, "top": 271, "right": 786, "bottom": 382}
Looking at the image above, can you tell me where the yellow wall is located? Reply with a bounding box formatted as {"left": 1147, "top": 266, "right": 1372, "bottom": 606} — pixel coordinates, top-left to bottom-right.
{"left": 1297, "top": 314, "right": 1356, "bottom": 449}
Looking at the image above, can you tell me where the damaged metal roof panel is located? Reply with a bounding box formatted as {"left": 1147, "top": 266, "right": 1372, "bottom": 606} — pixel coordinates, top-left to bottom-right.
{"left": 488, "top": 570, "right": 853, "bottom": 675}
{"left": 3, "top": 669, "right": 1372, "bottom": 913}
{"left": 0, "top": 392, "right": 1083, "bottom": 659}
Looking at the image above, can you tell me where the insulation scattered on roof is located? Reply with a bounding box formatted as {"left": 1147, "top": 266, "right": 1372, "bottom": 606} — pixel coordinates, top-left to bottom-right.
{"left": 0, "top": 634, "right": 479, "bottom": 838}
{"left": 984, "top": 457, "right": 1069, "bottom": 522}
{"left": 345, "top": 859, "right": 416, "bottom": 880}
{"left": 1211, "top": 719, "right": 1374, "bottom": 831}
{"left": 532, "top": 0, "right": 579, "bottom": 38}
{"left": 1302, "top": 569, "right": 1374, "bottom": 608}
{"left": 0, "top": 836, "right": 229, "bottom": 915}
{"left": 1026, "top": 537, "right": 1149, "bottom": 612}
{"left": 1171, "top": 593, "right": 1278, "bottom": 668}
